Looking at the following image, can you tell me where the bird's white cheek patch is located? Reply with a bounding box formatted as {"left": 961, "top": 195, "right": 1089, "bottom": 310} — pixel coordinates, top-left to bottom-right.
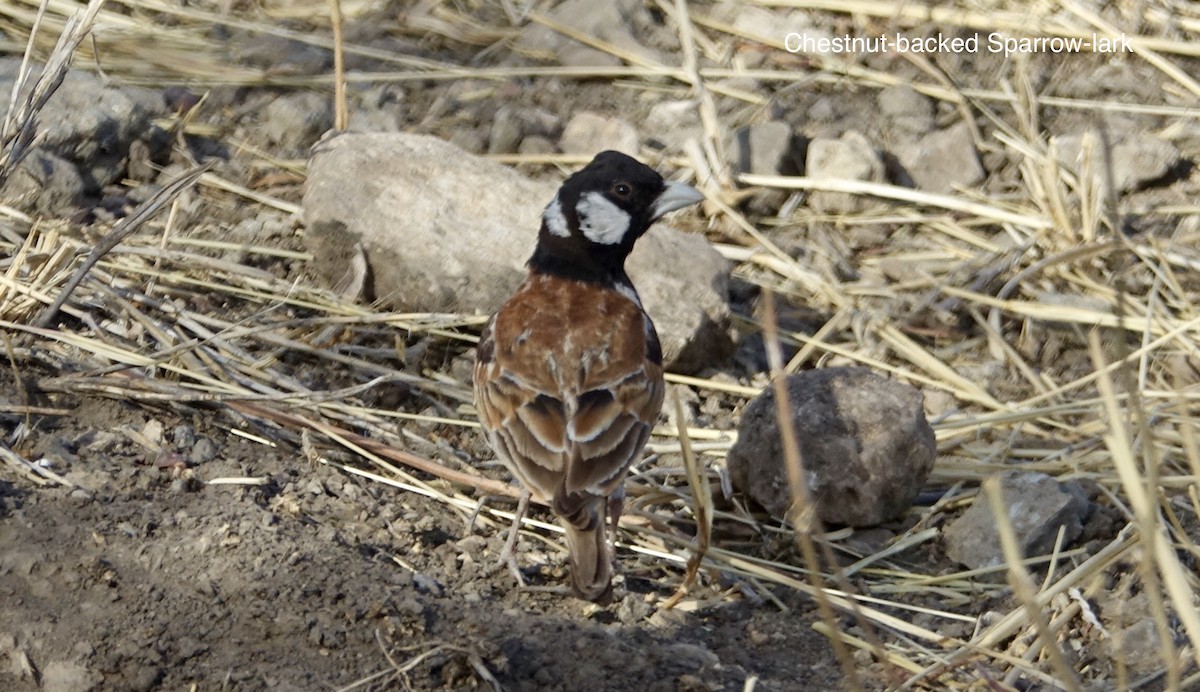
{"left": 543, "top": 196, "right": 570, "bottom": 237}
{"left": 576, "top": 192, "right": 631, "bottom": 245}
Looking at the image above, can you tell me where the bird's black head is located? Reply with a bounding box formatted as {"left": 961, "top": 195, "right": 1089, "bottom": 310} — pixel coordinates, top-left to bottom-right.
{"left": 531, "top": 151, "right": 703, "bottom": 280}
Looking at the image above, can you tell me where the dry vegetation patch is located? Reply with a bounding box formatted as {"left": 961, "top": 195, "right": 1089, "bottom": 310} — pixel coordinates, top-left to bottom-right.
{"left": 2, "top": 1, "right": 1200, "bottom": 690}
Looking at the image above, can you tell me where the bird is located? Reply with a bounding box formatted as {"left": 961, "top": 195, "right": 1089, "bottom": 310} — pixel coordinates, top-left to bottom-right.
{"left": 473, "top": 150, "right": 704, "bottom": 601}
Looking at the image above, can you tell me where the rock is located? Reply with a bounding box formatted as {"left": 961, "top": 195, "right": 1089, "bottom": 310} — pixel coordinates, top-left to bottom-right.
{"left": 228, "top": 211, "right": 292, "bottom": 245}
{"left": 1103, "top": 577, "right": 1171, "bottom": 673}
{"left": 1111, "top": 618, "right": 1159, "bottom": 673}
{"left": 261, "top": 92, "right": 334, "bottom": 151}
{"left": 41, "top": 660, "right": 101, "bottom": 692}
{"left": 723, "top": 6, "right": 832, "bottom": 59}
{"left": 560, "top": 111, "right": 639, "bottom": 158}
{"left": 515, "top": 0, "right": 662, "bottom": 68}
{"left": 1057, "top": 63, "right": 1160, "bottom": 102}
{"left": 0, "top": 148, "right": 85, "bottom": 214}
{"left": 347, "top": 104, "right": 397, "bottom": 133}
{"left": 894, "top": 121, "right": 984, "bottom": 193}
{"left": 518, "top": 136, "right": 556, "bottom": 156}
{"left": 76, "top": 430, "right": 121, "bottom": 455}
{"left": 644, "top": 100, "right": 702, "bottom": 151}
{"left": 615, "top": 592, "right": 651, "bottom": 625}
{"left": 302, "top": 133, "right": 733, "bottom": 373}
{"left": 230, "top": 33, "right": 330, "bottom": 75}
{"left": 806, "top": 97, "right": 837, "bottom": 123}
{"left": 488, "top": 107, "right": 525, "bottom": 156}
{"left": 878, "top": 85, "right": 935, "bottom": 139}
{"left": 40, "top": 78, "right": 163, "bottom": 186}
{"left": 488, "top": 106, "right": 559, "bottom": 155}
{"left": 729, "top": 120, "right": 803, "bottom": 214}
{"left": 943, "top": 471, "right": 1090, "bottom": 571}
{"left": 1052, "top": 127, "right": 1180, "bottom": 193}
{"left": 0, "top": 61, "right": 165, "bottom": 191}
{"left": 730, "top": 121, "right": 802, "bottom": 177}
{"left": 663, "top": 641, "right": 720, "bottom": 671}
{"left": 726, "top": 367, "right": 935, "bottom": 527}
{"left": 126, "top": 135, "right": 172, "bottom": 183}
{"left": 141, "top": 420, "right": 165, "bottom": 446}
{"left": 448, "top": 129, "right": 486, "bottom": 155}
{"left": 805, "top": 131, "right": 885, "bottom": 214}
{"left": 189, "top": 437, "right": 218, "bottom": 464}
{"left": 626, "top": 231, "right": 732, "bottom": 372}
{"left": 347, "top": 85, "right": 406, "bottom": 134}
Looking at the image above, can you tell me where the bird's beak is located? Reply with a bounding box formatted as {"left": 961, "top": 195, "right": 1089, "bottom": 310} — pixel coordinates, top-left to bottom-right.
{"left": 649, "top": 180, "right": 704, "bottom": 221}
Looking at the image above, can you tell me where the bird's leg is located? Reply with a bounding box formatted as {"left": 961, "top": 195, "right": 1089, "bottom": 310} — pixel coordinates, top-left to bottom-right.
{"left": 466, "top": 494, "right": 496, "bottom": 534}
{"left": 498, "top": 490, "right": 531, "bottom": 586}
{"left": 607, "top": 487, "right": 626, "bottom": 548}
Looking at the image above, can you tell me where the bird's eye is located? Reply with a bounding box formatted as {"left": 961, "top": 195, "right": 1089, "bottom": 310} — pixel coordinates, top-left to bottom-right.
{"left": 612, "top": 182, "right": 632, "bottom": 198}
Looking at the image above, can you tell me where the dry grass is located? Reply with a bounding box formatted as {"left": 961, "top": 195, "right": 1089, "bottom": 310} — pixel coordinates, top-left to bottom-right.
{"left": 3, "top": 0, "right": 1200, "bottom": 689}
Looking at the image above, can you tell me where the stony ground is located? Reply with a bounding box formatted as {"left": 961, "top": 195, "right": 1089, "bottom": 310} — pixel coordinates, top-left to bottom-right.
{"left": 0, "top": 375, "right": 842, "bottom": 690}
{"left": 2, "top": 1, "right": 1200, "bottom": 690}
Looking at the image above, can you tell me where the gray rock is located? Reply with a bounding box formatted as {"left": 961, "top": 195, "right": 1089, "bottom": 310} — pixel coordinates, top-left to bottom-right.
{"left": 302, "top": 133, "right": 733, "bottom": 373}
{"left": 806, "top": 97, "right": 837, "bottom": 123}
{"left": 730, "top": 121, "right": 802, "bottom": 214}
{"left": 230, "top": 33, "right": 330, "bottom": 74}
{"left": 625, "top": 229, "right": 733, "bottom": 373}
{"left": 447, "top": 129, "right": 487, "bottom": 155}
{"left": 943, "top": 471, "right": 1090, "bottom": 571}
{"left": 262, "top": 92, "right": 334, "bottom": 151}
{"left": 805, "top": 131, "right": 885, "bottom": 214}
{"left": 515, "top": 0, "right": 662, "bottom": 68}
{"left": 518, "top": 135, "right": 556, "bottom": 155}
{"left": 724, "top": 7, "right": 832, "bottom": 57}
{"left": 346, "top": 107, "right": 401, "bottom": 135}
{"left": 1111, "top": 618, "right": 1159, "bottom": 673}
{"left": 894, "top": 121, "right": 984, "bottom": 193}
{"left": 41, "top": 75, "right": 163, "bottom": 187}
{"left": 644, "top": 100, "right": 702, "bottom": 151}
{"left": 1057, "top": 63, "right": 1160, "bottom": 102}
{"left": 172, "top": 424, "right": 196, "bottom": 450}
{"left": 726, "top": 367, "right": 936, "bottom": 527}
{"left": 1105, "top": 583, "right": 1169, "bottom": 674}
{"left": 2, "top": 63, "right": 164, "bottom": 191}
{"left": 189, "top": 437, "right": 219, "bottom": 464}
{"left": 0, "top": 148, "right": 85, "bottom": 214}
{"left": 878, "top": 85, "right": 935, "bottom": 138}
{"left": 730, "top": 121, "right": 801, "bottom": 177}
{"left": 347, "top": 84, "right": 406, "bottom": 134}
{"left": 488, "top": 106, "right": 559, "bottom": 155}
{"left": 41, "top": 660, "right": 101, "bottom": 692}
{"left": 488, "top": 107, "right": 525, "bottom": 156}
{"left": 560, "top": 111, "right": 639, "bottom": 158}
{"left": 1052, "top": 127, "right": 1180, "bottom": 193}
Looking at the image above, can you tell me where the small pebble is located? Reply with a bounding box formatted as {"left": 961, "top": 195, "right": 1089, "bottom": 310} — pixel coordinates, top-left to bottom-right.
{"left": 455, "top": 535, "right": 487, "bottom": 553}
{"left": 413, "top": 573, "right": 444, "bottom": 596}
{"left": 172, "top": 424, "right": 196, "bottom": 450}
{"left": 189, "top": 437, "right": 218, "bottom": 464}
{"left": 141, "top": 420, "right": 165, "bottom": 446}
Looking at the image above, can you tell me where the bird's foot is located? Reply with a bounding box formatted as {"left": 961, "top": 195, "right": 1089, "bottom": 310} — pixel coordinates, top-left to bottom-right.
{"left": 496, "top": 490, "right": 532, "bottom": 587}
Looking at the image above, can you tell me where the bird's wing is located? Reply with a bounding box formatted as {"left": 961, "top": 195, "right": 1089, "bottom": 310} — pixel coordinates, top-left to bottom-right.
{"left": 474, "top": 317, "right": 568, "bottom": 502}
{"left": 473, "top": 276, "right": 664, "bottom": 508}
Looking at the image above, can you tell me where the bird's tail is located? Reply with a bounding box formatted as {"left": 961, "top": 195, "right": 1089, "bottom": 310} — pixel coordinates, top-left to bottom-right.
{"left": 556, "top": 494, "right": 613, "bottom": 603}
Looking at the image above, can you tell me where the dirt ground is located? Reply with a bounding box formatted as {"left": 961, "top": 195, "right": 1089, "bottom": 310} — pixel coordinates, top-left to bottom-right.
{"left": 0, "top": 378, "right": 842, "bottom": 690}
{"left": 2, "top": 1, "right": 1200, "bottom": 690}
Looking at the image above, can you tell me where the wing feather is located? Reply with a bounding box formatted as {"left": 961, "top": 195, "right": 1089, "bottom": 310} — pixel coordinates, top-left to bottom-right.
{"left": 474, "top": 274, "right": 665, "bottom": 507}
